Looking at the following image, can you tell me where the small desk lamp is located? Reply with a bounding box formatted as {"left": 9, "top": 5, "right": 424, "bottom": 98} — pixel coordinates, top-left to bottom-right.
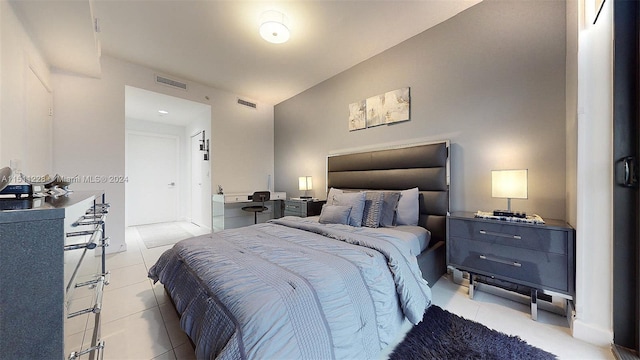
{"left": 492, "top": 169, "right": 528, "bottom": 217}
{"left": 298, "top": 176, "right": 313, "bottom": 199}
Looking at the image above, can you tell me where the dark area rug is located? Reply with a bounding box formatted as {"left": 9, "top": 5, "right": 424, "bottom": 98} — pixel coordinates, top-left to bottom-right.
{"left": 389, "top": 305, "right": 557, "bottom": 360}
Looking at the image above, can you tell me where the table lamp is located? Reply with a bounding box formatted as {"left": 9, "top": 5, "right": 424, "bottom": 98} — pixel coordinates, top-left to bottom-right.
{"left": 491, "top": 169, "right": 527, "bottom": 217}
{"left": 298, "top": 176, "right": 313, "bottom": 199}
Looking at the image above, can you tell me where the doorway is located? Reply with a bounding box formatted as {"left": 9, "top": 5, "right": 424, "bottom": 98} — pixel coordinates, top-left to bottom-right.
{"left": 124, "top": 86, "right": 212, "bottom": 229}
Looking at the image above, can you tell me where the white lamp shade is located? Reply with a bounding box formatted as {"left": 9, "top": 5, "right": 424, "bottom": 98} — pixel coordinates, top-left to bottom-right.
{"left": 298, "top": 176, "right": 312, "bottom": 191}
{"left": 492, "top": 169, "right": 528, "bottom": 199}
{"left": 260, "top": 10, "right": 290, "bottom": 44}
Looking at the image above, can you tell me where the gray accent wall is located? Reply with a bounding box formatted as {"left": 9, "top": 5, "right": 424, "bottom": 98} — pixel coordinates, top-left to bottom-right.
{"left": 274, "top": 0, "right": 567, "bottom": 220}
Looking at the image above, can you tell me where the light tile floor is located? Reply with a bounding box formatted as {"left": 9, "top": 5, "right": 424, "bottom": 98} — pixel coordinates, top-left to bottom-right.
{"left": 427, "top": 275, "right": 614, "bottom": 360}
{"left": 65, "top": 222, "right": 615, "bottom": 359}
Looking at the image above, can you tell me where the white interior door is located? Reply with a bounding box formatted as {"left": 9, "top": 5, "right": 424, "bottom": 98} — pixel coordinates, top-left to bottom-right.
{"left": 190, "top": 133, "right": 205, "bottom": 227}
{"left": 126, "top": 132, "right": 179, "bottom": 225}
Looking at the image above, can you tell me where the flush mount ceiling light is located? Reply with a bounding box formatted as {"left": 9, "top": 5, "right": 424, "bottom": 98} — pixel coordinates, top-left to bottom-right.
{"left": 259, "top": 10, "right": 290, "bottom": 44}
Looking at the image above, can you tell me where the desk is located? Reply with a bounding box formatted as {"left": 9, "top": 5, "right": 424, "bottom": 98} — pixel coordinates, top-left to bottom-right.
{"left": 212, "top": 192, "right": 286, "bottom": 232}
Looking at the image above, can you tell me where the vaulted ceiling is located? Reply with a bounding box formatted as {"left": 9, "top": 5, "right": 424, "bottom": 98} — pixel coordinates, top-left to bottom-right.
{"left": 10, "top": 0, "right": 481, "bottom": 106}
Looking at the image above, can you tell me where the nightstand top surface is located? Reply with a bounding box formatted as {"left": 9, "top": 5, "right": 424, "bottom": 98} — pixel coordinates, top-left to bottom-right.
{"left": 449, "top": 211, "right": 573, "bottom": 231}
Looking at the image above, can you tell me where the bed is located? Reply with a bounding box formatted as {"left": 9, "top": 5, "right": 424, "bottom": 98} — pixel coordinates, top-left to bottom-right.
{"left": 148, "top": 141, "right": 450, "bottom": 359}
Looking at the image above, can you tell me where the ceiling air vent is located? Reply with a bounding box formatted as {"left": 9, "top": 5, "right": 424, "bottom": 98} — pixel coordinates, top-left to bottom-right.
{"left": 237, "top": 98, "right": 257, "bottom": 109}
{"left": 155, "top": 75, "right": 188, "bottom": 91}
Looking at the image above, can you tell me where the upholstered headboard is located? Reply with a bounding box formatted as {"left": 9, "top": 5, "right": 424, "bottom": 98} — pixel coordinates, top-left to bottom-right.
{"left": 327, "top": 141, "right": 450, "bottom": 246}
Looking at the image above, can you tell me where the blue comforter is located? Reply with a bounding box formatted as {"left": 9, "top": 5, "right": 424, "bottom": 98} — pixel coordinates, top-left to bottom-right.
{"left": 148, "top": 217, "right": 431, "bottom": 359}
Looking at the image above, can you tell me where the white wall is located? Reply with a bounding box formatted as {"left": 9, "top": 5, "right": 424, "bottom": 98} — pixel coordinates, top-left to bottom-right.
{"left": 0, "top": 0, "right": 52, "bottom": 175}
{"left": 1, "top": 1, "right": 3, "bottom": 157}
{"left": 572, "top": 0, "right": 614, "bottom": 346}
{"left": 52, "top": 55, "right": 274, "bottom": 252}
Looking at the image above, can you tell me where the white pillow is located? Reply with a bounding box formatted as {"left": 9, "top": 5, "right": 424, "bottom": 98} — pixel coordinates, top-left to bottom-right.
{"left": 333, "top": 191, "right": 366, "bottom": 227}
{"left": 396, "top": 187, "right": 419, "bottom": 226}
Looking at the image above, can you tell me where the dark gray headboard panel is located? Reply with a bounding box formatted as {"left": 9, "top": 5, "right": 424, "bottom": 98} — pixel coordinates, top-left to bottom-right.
{"left": 327, "top": 141, "right": 450, "bottom": 246}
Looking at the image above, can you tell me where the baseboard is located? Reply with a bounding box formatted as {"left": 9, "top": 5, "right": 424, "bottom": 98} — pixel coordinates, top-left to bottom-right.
{"left": 572, "top": 318, "right": 613, "bottom": 347}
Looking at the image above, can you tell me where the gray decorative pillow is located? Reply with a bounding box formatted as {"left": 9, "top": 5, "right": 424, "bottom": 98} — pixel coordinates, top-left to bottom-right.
{"left": 333, "top": 191, "right": 366, "bottom": 227}
{"left": 379, "top": 192, "right": 401, "bottom": 227}
{"left": 326, "top": 187, "right": 344, "bottom": 206}
{"left": 396, "top": 187, "right": 420, "bottom": 226}
{"left": 319, "top": 205, "right": 352, "bottom": 225}
{"left": 362, "top": 192, "right": 384, "bottom": 228}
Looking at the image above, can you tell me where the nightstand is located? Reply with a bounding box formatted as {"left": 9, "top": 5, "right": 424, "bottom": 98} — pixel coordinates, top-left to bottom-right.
{"left": 284, "top": 199, "right": 325, "bottom": 217}
{"left": 447, "top": 211, "right": 575, "bottom": 320}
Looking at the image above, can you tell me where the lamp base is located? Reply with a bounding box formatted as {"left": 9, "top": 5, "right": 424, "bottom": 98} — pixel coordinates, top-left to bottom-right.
{"left": 493, "top": 209, "right": 527, "bottom": 218}
{"left": 299, "top": 196, "right": 312, "bottom": 200}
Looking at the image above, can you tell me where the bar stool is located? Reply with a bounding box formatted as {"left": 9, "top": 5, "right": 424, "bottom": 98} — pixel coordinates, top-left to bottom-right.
{"left": 242, "top": 191, "right": 270, "bottom": 224}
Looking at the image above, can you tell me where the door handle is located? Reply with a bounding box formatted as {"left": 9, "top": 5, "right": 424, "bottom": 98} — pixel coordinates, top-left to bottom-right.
{"left": 616, "top": 156, "right": 638, "bottom": 188}
{"left": 168, "top": 182, "right": 175, "bottom": 186}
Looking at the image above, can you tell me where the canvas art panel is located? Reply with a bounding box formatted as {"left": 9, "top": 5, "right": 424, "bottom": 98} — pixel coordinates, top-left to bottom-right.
{"left": 366, "top": 94, "right": 386, "bottom": 128}
{"left": 348, "top": 100, "right": 366, "bottom": 131}
{"left": 384, "top": 87, "right": 410, "bottom": 124}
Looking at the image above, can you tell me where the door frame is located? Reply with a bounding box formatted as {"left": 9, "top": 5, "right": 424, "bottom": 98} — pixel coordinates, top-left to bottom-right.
{"left": 190, "top": 130, "right": 205, "bottom": 227}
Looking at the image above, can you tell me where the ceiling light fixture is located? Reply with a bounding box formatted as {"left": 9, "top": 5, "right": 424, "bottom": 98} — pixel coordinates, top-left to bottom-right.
{"left": 259, "top": 10, "right": 290, "bottom": 44}
{"left": 158, "top": 110, "right": 169, "bottom": 115}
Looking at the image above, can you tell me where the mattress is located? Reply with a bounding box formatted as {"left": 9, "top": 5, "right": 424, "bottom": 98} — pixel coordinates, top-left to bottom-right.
{"left": 148, "top": 217, "right": 432, "bottom": 359}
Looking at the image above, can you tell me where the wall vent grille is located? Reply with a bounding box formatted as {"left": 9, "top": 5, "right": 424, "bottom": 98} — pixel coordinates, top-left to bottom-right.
{"left": 237, "top": 98, "right": 257, "bottom": 109}
{"left": 155, "top": 75, "right": 188, "bottom": 91}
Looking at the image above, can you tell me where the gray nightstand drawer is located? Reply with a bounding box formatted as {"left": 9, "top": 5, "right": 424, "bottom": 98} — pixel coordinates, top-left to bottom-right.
{"left": 449, "top": 218, "right": 567, "bottom": 255}
{"left": 284, "top": 201, "right": 305, "bottom": 217}
{"left": 449, "top": 236, "right": 569, "bottom": 292}
{"left": 284, "top": 200, "right": 325, "bottom": 217}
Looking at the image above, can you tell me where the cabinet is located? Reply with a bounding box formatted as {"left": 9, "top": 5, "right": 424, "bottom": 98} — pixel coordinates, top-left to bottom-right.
{"left": 0, "top": 191, "right": 109, "bottom": 359}
{"left": 447, "top": 211, "right": 575, "bottom": 320}
{"left": 284, "top": 199, "right": 325, "bottom": 217}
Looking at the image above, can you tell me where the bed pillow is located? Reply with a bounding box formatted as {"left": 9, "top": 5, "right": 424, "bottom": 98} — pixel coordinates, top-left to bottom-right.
{"left": 333, "top": 191, "right": 366, "bottom": 227}
{"left": 396, "top": 187, "right": 420, "bottom": 226}
{"left": 318, "top": 205, "right": 352, "bottom": 225}
{"left": 326, "top": 187, "right": 344, "bottom": 206}
{"left": 379, "top": 191, "right": 401, "bottom": 227}
{"left": 362, "top": 192, "right": 384, "bottom": 228}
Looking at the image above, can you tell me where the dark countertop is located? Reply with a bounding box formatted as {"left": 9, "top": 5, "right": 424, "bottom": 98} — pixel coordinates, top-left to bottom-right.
{"left": 0, "top": 190, "right": 103, "bottom": 223}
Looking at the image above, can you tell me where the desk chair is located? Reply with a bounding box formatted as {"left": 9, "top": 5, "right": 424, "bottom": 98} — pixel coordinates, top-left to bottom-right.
{"left": 242, "top": 191, "right": 270, "bottom": 224}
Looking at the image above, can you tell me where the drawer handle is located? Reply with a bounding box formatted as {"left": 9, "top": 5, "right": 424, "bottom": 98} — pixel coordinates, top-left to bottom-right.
{"left": 68, "top": 275, "right": 105, "bottom": 318}
{"left": 479, "top": 254, "right": 522, "bottom": 267}
{"left": 68, "top": 340, "right": 105, "bottom": 360}
{"left": 479, "top": 230, "right": 522, "bottom": 240}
